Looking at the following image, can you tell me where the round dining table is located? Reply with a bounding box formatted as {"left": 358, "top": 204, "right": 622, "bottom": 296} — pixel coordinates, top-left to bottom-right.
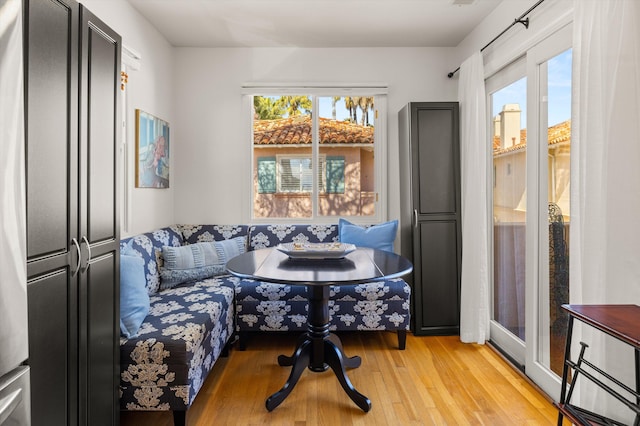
{"left": 226, "top": 246, "right": 413, "bottom": 412}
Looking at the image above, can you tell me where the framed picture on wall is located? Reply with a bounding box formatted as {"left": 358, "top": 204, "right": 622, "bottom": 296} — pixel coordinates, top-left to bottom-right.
{"left": 135, "top": 109, "right": 170, "bottom": 188}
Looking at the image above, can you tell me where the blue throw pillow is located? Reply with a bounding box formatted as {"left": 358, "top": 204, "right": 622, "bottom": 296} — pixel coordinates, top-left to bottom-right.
{"left": 120, "top": 252, "right": 150, "bottom": 338}
{"left": 159, "top": 236, "right": 246, "bottom": 289}
{"left": 338, "top": 218, "right": 398, "bottom": 252}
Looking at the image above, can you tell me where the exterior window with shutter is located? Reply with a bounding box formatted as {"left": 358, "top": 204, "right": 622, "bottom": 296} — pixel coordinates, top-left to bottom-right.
{"left": 273, "top": 155, "right": 327, "bottom": 193}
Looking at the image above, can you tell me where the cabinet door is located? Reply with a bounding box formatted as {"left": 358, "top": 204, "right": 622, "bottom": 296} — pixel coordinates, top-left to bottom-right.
{"left": 77, "top": 6, "right": 121, "bottom": 425}
{"left": 414, "top": 221, "right": 460, "bottom": 334}
{"left": 25, "top": 0, "right": 79, "bottom": 424}
{"left": 410, "top": 103, "right": 461, "bottom": 336}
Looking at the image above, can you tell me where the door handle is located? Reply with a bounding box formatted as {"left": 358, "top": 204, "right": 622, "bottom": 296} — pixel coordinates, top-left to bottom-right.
{"left": 71, "top": 238, "right": 82, "bottom": 278}
{"left": 0, "top": 388, "right": 22, "bottom": 425}
{"left": 81, "top": 235, "right": 92, "bottom": 272}
{"left": 413, "top": 209, "right": 418, "bottom": 228}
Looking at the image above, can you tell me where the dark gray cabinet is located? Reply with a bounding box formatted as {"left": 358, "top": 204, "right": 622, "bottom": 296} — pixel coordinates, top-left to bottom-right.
{"left": 398, "top": 102, "right": 461, "bottom": 336}
{"left": 24, "top": 0, "right": 121, "bottom": 424}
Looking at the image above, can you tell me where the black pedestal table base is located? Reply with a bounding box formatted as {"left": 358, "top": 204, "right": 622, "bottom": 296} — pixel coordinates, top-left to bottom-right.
{"left": 265, "top": 285, "right": 371, "bottom": 412}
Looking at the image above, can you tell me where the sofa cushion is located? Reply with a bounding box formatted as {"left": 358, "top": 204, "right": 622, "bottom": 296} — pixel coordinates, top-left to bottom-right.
{"left": 236, "top": 278, "right": 411, "bottom": 332}
{"left": 120, "top": 276, "right": 236, "bottom": 411}
{"left": 159, "top": 265, "right": 227, "bottom": 290}
{"left": 338, "top": 218, "right": 398, "bottom": 252}
{"left": 120, "top": 241, "right": 150, "bottom": 338}
{"left": 180, "top": 224, "right": 250, "bottom": 245}
{"left": 159, "top": 237, "right": 247, "bottom": 289}
{"left": 248, "top": 224, "right": 339, "bottom": 251}
{"left": 120, "top": 226, "right": 184, "bottom": 295}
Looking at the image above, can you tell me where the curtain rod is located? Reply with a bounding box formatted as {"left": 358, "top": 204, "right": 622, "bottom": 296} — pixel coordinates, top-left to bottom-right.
{"left": 447, "top": 0, "right": 546, "bottom": 78}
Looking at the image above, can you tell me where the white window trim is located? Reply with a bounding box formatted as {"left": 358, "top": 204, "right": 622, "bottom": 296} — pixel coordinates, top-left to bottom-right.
{"left": 242, "top": 86, "right": 388, "bottom": 224}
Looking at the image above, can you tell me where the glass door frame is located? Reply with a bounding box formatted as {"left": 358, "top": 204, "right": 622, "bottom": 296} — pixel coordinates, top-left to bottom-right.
{"left": 487, "top": 56, "right": 527, "bottom": 369}
{"left": 487, "top": 22, "right": 573, "bottom": 399}
{"left": 525, "top": 22, "right": 573, "bottom": 399}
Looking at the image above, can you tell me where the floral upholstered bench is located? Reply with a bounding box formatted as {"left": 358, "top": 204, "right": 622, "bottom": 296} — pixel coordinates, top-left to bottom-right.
{"left": 235, "top": 222, "right": 411, "bottom": 350}
{"left": 118, "top": 225, "right": 246, "bottom": 426}
{"left": 118, "top": 222, "right": 410, "bottom": 426}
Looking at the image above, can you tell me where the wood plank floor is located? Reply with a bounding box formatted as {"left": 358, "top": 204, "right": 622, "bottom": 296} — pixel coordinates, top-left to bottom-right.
{"left": 121, "top": 332, "right": 569, "bottom": 425}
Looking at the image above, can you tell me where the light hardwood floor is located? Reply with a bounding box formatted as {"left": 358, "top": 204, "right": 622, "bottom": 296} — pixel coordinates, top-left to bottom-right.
{"left": 121, "top": 332, "right": 569, "bottom": 425}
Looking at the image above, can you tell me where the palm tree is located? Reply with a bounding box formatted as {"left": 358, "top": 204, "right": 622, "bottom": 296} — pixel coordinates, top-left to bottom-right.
{"left": 253, "top": 96, "right": 285, "bottom": 119}
{"left": 359, "top": 97, "right": 375, "bottom": 126}
{"left": 331, "top": 96, "right": 341, "bottom": 120}
{"left": 344, "top": 97, "right": 357, "bottom": 123}
{"left": 277, "top": 96, "right": 312, "bottom": 117}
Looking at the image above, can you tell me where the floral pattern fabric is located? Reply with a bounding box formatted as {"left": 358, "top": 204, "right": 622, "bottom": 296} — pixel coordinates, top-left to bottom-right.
{"left": 248, "top": 224, "right": 338, "bottom": 250}
{"left": 120, "top": 226, "right": 184, "bottom": 295}
{"left": 119, "top": 225, "right": 240, "bottom": 414}
{"left": 119, "top": 223, "right": 411, "bottom": 417}
{"left": 236, "top": 278, "right": 411, "bottom": 333}
{"left": 179, "top": 224, "right": 249, "bottom": 245}
{"left": 237, "top": 224, "right": 411, "bottom": 341}
{"left": 120, "top": 275, "right": 236, "bottom": 411}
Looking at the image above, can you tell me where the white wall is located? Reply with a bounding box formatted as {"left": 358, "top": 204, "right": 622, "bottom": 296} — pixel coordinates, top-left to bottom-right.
{"left": 171, "top": 47, "right": 457, "bottom": 225}
{"left": 456, "top": 0, "right": 573, "bottom": 77}
{"left": 79, "top": 0, "right": 175, "bottom": 236}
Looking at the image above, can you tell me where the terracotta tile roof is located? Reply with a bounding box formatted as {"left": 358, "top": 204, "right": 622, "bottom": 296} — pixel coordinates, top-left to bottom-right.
{"left": 493, "top": 120, "right": 571, "bottom": 154}
{"left": 253, "top": 115, "right": 374, "bottom": 145}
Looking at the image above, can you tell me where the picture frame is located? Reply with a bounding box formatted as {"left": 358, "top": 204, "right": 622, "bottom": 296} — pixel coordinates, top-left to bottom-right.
{"left": 135, "top": 109, "right": 170, "bottom": 188}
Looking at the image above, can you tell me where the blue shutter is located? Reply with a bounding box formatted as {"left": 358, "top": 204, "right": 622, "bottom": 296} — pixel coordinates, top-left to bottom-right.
{"left": 326, "top": 156, "right": 345, "bottom": 194}
{"left": 257, "top": 157, "right": 276, "bottom": 193}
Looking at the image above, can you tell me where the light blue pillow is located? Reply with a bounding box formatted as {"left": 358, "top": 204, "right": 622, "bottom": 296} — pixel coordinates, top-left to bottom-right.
{"left": 159, "top": 264, "right": 228, "bottom": 289}
{"left": 338, "top": 218, "right": 398, "bottom": 252}
{"left": 159, "top": 236, "right": 246, "bottom": 289}
{"left": 120, "top": 250, "right": 150, "bottom": 338}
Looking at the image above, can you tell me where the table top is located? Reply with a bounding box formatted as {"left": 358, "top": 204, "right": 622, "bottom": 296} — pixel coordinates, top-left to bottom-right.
{"left": 226, "top": 247, "right": 413, "bottom": 286}
{"left": 562, "top": 304, "right": 640, "bottom": 348}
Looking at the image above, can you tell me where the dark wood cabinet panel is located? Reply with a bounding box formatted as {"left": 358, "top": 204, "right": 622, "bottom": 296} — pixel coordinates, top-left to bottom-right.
{"left": 416, "top": 221, "right": 460, "bottom": 331}
{"left": 82, "top": 7, "right": 120, "bottom": 244}
{"left": 82, "top": 252, "right": 119, "bottom": 424}
{"left": 25, "top": 0, "right": 78, "bottom": 261}
{"left": 399, "top": 102, "right": 462, "bottom": 336}
{"left": 27, "top": 270, "right": 77, "bottom": 426}
{"left": 416, "top": 108, "right": 457, "bottom": 215}
{"left": 25, "top": 1, "right": 120, "bottom": 424}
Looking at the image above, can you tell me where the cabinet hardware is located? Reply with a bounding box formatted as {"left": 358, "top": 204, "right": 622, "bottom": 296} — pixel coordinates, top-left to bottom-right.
{"left": 71, "top": 238, "right": 82, "bottom": 278}
{"left": 81, "top": 236, "right": 92, "bottom": 271}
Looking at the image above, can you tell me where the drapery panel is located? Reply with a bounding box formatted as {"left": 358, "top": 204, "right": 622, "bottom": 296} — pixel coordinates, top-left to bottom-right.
{"left": 458, "top": 52, "right": 490, "bottom": 344}
{"left": 572, "top": 0, "right": 640, "bottom": 422}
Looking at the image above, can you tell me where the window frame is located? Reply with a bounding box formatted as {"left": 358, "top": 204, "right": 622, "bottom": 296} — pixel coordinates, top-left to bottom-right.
{"left": 243, "top": 86, "right": 388, "bottom": 224}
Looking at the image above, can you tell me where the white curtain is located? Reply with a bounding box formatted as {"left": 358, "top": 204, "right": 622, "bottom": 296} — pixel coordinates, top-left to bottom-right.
{"left": 572, "top": 0, "right": 640, "bottom": 422}
{"left": 458, "top": 52, "right": 490, "bottom": 344}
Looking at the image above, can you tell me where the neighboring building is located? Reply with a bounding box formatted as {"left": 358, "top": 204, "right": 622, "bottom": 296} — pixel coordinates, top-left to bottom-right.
{"left": 492, "top": 104, "right": 571, "bottom": 223}
{"left": 253, "top": 115, "right": 375, "bottom": 218}
{"left": 492, "top": 104, "right": 571, "bottom": 352}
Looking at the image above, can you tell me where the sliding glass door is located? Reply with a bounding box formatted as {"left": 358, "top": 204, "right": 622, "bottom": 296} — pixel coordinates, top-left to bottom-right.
{"left": 525, "top": 25, "right": 572, "bottom": 397}
{"left": 488, "top": 24, "right": 572, "bottom": 398}
{"left": 488, "top": 57, "right": 527, "bottom": 366}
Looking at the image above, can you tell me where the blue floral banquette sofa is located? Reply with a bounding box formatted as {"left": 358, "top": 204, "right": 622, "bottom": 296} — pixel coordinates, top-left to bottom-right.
{"left": 118, "top": 222, "right": 411, "bottom": 425}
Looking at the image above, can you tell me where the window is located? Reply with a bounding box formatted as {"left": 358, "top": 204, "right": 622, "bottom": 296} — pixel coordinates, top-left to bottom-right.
{"left": 279, "top": 156, "right": 315, "bottom": 193}
{"left": 250, "top": 92, "right": 385, "bottom": 221}
{"left": 257, "top": 155, "right": 345, "bottom": 194}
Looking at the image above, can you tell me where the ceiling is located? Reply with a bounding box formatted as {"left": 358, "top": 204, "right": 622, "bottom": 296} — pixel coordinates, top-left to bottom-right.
{"left": 126, "top": 0, "right": 502, "bottom": 48}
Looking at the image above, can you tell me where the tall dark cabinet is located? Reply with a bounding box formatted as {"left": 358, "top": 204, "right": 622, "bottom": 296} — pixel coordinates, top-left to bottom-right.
{"left": 24, "top": 0, "right": 121, "bottom": 424}
{"left": 398, "top": 102, "right": 462, "bottom": 336}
